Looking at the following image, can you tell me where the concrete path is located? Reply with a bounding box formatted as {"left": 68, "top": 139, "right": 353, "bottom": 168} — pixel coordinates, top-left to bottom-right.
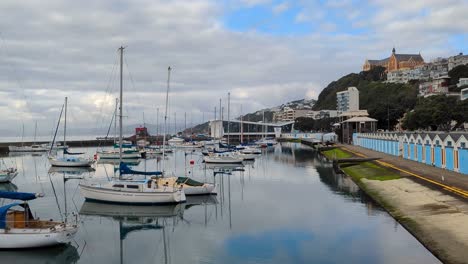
{"left": 339, "top": 144, "right": 468, "bottom": 198}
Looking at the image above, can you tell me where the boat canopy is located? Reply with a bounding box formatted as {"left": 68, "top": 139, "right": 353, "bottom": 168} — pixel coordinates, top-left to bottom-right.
{"left": 119, "top": 163, "right": 162, "bottom": 176}
{"left": 114, "top": 143, "right": 135, "bottom": 149}
{"left": 214, "top": 149, "right": 233, "bottom": 154}
{"left": 176, "top": 177, "right": 204, "bottom": 186}
{"left": 64, "top": 148, "right": 85, "bottom": 155}
{"left": 0, "top": 202, "right": 26, "bottom": 229}
{"left": 218, "top": 142, "right": 235, "bottom": 149}
{"left": 0, "top": 191, "right": 39, "bottom": 201}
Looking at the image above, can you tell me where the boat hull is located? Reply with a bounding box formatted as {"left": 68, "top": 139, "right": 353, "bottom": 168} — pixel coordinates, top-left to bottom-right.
{"left": 184, "top": 184, "right": 216, "bottom": 195}
{"left": 0, "top": 225, "right": 77, "bottom": 248}
{"left": 97, "top": 152, "right": 141, "bottom": 159}
{"left": 79, "top": 184, "right": 186, "bottom": 204}
{"left": 49, "top": 159, "right": 94, "bottom": 167}
{"left": 203, "top": 157, "right": 244, "bottom": 164}
{"left": 8, "top": 146, "right": 48, "bottom": 152}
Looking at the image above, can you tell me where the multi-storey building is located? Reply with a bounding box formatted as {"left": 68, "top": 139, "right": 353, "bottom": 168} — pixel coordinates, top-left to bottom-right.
{"left": 273, "top": 107, "right": 311, "bottom": 122}
{"left": 305, "top": 110, "right": 339, "bottom": 120}
{"left": 336, "top": 87, "right": 359, "bottom": 112}
{"left": 448, "top": 53, "right": 468, "bottom": 71}
{"left": 387, "top": 57, "right": 449, "bottom": 84}
{"left": 458, "top": 78, "right": 468, "bottom": 88}
{"left": 418, "top": 77, "right": 450, "bottom": 97}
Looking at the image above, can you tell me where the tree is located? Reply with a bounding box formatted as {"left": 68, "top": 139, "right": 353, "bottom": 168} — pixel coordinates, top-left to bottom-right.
{"left": 448, "top": 64, "right": 468, "bottom": 86}
{"left": 402, "top": 95, "right": 466, "bottom": 131}
{"left": 294, "top": 117, "right": 338, "bottom": 132}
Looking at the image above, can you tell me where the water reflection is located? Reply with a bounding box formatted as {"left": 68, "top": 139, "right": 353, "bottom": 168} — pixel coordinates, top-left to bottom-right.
{"left": 0, "top": 182, "right": 18, "bottom": 192}
{"left": 0, "top": 244, "right": 79, "bottom": 264}
{"left": 0, "top": 143, "right": 440, "bottom": 263}
{"left": 80, "top": 202, "right": 183, "bottom": 264}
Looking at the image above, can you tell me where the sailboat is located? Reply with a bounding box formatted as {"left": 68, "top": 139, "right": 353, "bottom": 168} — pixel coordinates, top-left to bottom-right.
{"left": 0, "top": 191, "right": 78, "bottom": 248}
{"left": 79, "top": 47, "right": 185, "bottom": 205}
{"left": 97, "top": 99, "right": 143, "bottom": 160}
{"left": 8, "top": 123, "right": 48, "bottom": 152}
{"left": 113, "top": 66, "right": 215, "bottom": 196}
{"left": 48, "top": 97, "right": 94, "bottom": 167}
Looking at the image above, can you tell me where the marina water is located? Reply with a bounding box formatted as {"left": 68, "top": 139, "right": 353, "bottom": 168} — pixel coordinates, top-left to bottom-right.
{"left": 0, "top": 143, "right": 440, "bottom": 263}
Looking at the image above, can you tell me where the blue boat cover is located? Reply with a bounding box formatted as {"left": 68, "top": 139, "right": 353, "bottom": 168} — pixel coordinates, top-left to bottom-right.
{"left": 113, "top": 143, "right": 135, "bottom": 149}
{"left": 119, "top": 163, "right": 162, "bottom": 176}
{"left": 0, "top": 191, "right": 38, "bottom": 201}
{"left": 218, "top": 142, "right": 235, "bottom": 149}
{"left": 64, "top": 148, "right": 85, "bottom": 155}
{"left": 214, "top": 149, "right": 233, "bottom": 154}
{"left": 0, "top": 202, "right": 22, "bottom": 229}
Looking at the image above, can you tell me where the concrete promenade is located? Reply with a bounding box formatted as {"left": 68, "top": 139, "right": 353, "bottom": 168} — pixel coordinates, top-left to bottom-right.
{"left": 340, "top": 144, "right": 468, "bottom": 198}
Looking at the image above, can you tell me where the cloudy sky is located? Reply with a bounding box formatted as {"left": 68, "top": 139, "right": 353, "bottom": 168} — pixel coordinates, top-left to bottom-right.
{"left": 0, "top": 0, "right": 467, "bottom": 136}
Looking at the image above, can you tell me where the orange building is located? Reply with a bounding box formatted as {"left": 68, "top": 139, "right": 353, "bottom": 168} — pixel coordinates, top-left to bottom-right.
{"left": 363, "top": 48, "right": 425, "bottom": 72}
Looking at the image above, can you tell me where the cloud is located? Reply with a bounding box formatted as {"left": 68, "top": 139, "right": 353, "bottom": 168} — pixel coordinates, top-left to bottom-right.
{"left": 240, "top": 0, "right": 271, "bottom": 7}
{"left": 272, "top": 2, "right": 290, "bottom": 15}
{"left": 0, "top": 0, "right": 466, "bottom": 135}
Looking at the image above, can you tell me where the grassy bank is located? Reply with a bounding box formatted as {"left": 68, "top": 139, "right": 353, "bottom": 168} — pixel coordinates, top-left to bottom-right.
{"left": 322, "top": 148, "right": 401, "bottom": 181}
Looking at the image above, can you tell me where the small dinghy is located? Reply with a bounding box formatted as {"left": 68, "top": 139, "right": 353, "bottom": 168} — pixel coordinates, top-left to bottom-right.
{"left": 0, "top": 191, "right": 78, "bottom": 249}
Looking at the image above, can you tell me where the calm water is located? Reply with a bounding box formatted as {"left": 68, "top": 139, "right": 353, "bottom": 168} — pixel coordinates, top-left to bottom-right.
{"left": 0, "top": 143, "right": 440, "bottom": 264}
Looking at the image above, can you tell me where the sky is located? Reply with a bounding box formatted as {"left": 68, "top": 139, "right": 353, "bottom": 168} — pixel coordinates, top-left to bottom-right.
{"left": 0, "top": 0, "right": 467, "bottom": 136}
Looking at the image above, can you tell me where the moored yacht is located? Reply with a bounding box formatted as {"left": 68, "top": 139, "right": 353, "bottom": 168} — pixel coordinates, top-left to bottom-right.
{"left": 79, "top": 178, "right": 186, "bottom": 204}
{"left": 0, "top": 191, "right": 78, "bottom": 248}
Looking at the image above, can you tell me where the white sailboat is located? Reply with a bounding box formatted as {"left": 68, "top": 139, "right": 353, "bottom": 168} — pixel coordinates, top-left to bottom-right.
{"left": 97, "top": 99, "right": 143, "bottom": 160}
{"left": 48, "top": 97, "right": 94, "bottom": 167}
{"left": 79, "top": 48, "right": 185, "bottom": 205}
{"left": 8, "top": 123, "right": 48, "bottom": 152}
{"left": 203, "top": 152, "right": 244, "bottom": 164}
{"left": 0, "top": 191, "right": 78, "bottom": 248}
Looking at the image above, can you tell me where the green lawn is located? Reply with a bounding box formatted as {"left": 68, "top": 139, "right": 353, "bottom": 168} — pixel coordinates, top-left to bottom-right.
{"left": 322, "top": 148, "right": 353, "bottom": 159}
{"left": 322, "top": 148, "right": 400, "bottom": 181}
{"left": 342, "top": 162, "right": 401, "bottom": 181}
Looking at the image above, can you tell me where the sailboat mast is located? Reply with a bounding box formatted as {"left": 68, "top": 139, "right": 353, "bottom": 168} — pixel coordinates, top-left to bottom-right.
{"left": 34, "top": 121, "right": 37, "bottom": 145}
{"left": 162, "top": 66, "right": 171, "bottom": 173}
{"left": 219, "top": 99, "right": 222, "bottom": 139}
{"left": 156, "top": 107, "right": 159, "bottom": 138}
{"left": 263, "top": 110, "right": 265, "bottom": 139}
{"left": 119, "top": 46, "right": 124, "bottom": 162}
{"left": 114, "top": 98, "right": 118, "bottom": 144}
{"left": 64, "top": 97, "right": 67, "bottom": 148}
{"left": 227, "top": 92, "right": 230, "bottom": 145}
{"left": 21, "top": 123, "right": 24, "bottom": 147}
{"left": 240, "top": 105, "right": 243, "bottom": 144}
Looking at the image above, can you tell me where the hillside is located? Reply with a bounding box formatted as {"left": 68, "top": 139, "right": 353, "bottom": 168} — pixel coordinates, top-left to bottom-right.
{"left": 182, "top": 98, "right": 315, "bottom": 135}
{"left": 313, "top": 66, "right": 387, "bottom": 110}
{"left": 312, "top": 66, "right": 418, "bottom": 129}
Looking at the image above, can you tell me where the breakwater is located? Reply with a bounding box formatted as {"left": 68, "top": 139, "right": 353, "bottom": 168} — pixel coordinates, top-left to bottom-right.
{"left": 0, "top": 139, "right": 115, "bottom": 153}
